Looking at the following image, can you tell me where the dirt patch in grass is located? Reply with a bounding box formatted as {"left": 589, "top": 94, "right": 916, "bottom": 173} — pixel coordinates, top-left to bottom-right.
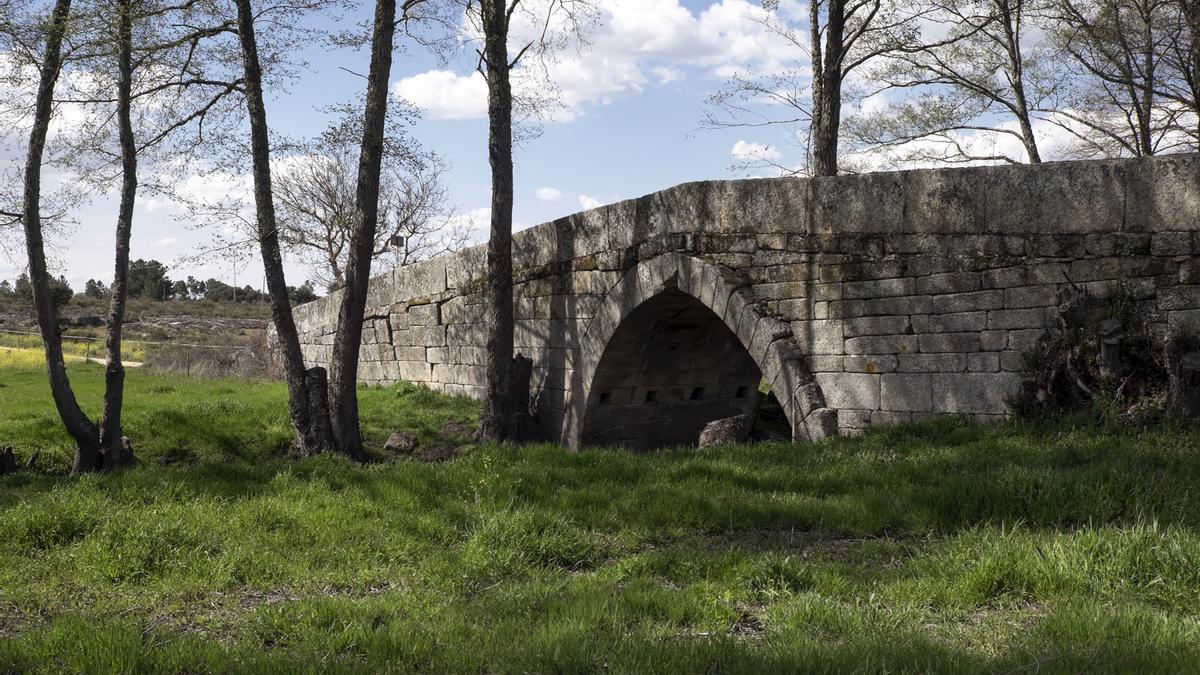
{"left": 697, "top": 528, "right": 919, "bottom": 566}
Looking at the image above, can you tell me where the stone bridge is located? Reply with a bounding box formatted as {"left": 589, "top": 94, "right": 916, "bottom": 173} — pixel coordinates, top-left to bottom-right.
{"left": 292, "top": 154, "right": 1200, "bottom": 450}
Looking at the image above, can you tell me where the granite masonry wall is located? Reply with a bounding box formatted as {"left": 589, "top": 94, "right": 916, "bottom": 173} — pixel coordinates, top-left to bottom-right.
{"left": 290, "top": 154, "right": 1200, "bottom": 449}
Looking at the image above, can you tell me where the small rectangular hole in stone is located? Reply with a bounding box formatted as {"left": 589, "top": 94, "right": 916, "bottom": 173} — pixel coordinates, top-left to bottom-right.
{"left": 690, "top": 386, "right": 705, "bottom": 400}
{"left": 599, "top": 392, "right": 611, "bottom": 405}
{"left": 645, "top": 391, "right": 657, "bottom": 402}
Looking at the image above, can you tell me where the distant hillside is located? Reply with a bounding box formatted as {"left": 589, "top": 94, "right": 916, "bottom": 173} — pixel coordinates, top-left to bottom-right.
{"left": 0, "top": 296, "right": 272, "bottom": 347}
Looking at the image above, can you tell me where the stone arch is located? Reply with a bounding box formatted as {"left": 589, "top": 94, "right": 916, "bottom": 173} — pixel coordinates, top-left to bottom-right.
{"left": 562, "top": 253, "right": 838, "bottom": 450}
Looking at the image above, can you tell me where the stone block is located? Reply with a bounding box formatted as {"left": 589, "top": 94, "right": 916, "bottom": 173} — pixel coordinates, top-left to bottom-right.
{"left": 931, "top": 290, "right": 1005, "bottom": 314}
{"left": 1168, "top": 309, "right": 1200, "bottom": 332}
{"left": 359, "top": 343, "right": 394, "bottom": 362}
{"left": 1124, "top": 154, "right": 1200, "bottom": 232}
{"left": 982, "top": 266, "right": 1027, "bottom": 289}
{"left": 988, "top": 308, "right": 1045, "bottom": 330}
{"left": 843, "top": 355, "right": 898, "bottom": 373}
{"left": 407, "top": 302, "right": 440, "bottom": 326}
{"left": 815, "top": 372, "right": 881, "bottom": 410}
{"left": 844, "top": 315, "right": 912, "bottom": 337}
{"left": 912, "top": 311, "right": 987, "bottom": 333}
{"left": 916, "top": 272, "right": 981, "bottom": 295}
{"left": 918, "top": 332, "right": 981, "bottom": 353}
{"left": 881, "top": 374, "right": 933, "bottom": 412}
{"left": 809, "top": 171, "right": 905, "bottom": 234}
{"left": 845, "top": 334, "right": 920, "bottom": 354}
{"left": 863, "top": 295, "right": 933, "bottom": 316}
{"left": 931, "top": 373, "right": 1022, "bottom": 414}
{"left": 1004, "top": 285, "right": 1058, "bottom": 308}
{"left": 1151, "top": 232, "right": 1193, "bottom": 257}
{"left": 803, "top": 408, "right": 840, "bottom": 440}
{"left": 1159, "top": 286, "right": 1200, "bottom": 311}
{"left": 966, "top": 352, "right": 1000, "bottom": 372}
{"left": 1029, "top": 262, "right": 1070, "bottom": 285}
{"left": 1008, "top": 329, "right": 1047, "bottom": 351}
{"left": 896, "top": 353, "right": 967, "bottom": 373}
{"left": 1000, "top": 350, "right": 1026, "bottom": 371}
{"left": 837, "top": 408, "right": 873, "bottom": 429}
{"left": 394, "top": 257, "right": 448, "bottom": 301}
{"left": 812, "top": 300, "right": 854, "bottom": 319}
{"left": 808, "top": 355, "right": 844, "bottom": 372}
{"left": 792, "top": 319, "right": 845, "bottom": 355}
{"left": 843, "top": 277, "right": 918, "bottom": 299}
{"left": 441, "top": 296, "right": 484, "bottom": 325}
{"left": 871, "top": 410, "right": 912, "bottom": 426}
{"left": 398, "top": 360, "right": 433, "bottom": 382}
{"left": 902, "top": 168, "right": 987, "bottom": 233}
{"left": 981, "top": 159, "right": 1127, "bottom": 234}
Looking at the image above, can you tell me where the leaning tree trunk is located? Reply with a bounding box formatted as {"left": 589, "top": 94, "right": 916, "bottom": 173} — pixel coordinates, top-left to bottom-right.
{"left": 328, "top": 0, "right": 397, "bottom": 462}
{"left": 20, "top": 0, "right": 101, "bottom": 474}
{"left": 234, "top": 0, "right": 331, "bottom": 455}
{"left": 477, "top": 0, "right": 516, "bottom": 442}
{"left": 1001, "top": 1, "right": 1042, "bottom": 163}
{"left": 100, "top": 0, "right": 136, "bottom": 469}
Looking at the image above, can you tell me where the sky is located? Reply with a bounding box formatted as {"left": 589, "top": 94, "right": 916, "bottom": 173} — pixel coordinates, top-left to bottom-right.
{"left": 0, "top": 0, "right": 814, "bottom": 292}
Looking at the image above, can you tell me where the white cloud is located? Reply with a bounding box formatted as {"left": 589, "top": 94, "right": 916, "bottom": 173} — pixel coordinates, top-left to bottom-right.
{"left": 395, "top": 0, "right": 806, "bottom": 122}
{"left": 393, "top": 70, "right": 488, "bottom": 120}
{"left": 153, "top": 237, "right": 176, "bottom": 248}
{"left": 447, "top": 207, "right": 493, "bottom": 245}
{"left": 536, "top": 187, "right": 562, "bottom": 201}
{"left": 578, "top": 194, "right": 604, "bottom": 210}
{"left": 859, "top": 92, "right": 890, "bottom": 116}
{"left": 731, "top": 140, "right": 781, "bottom": 161}
{"left": 651, "top": 66, "right": 683, "bottom": 84}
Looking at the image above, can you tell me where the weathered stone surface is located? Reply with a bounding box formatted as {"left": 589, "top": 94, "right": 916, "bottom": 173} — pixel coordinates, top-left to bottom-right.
{"left": 384, "top": 430, "right": 419, "bottom": 454}
{"left": 698, "top": 415, "right": 753, "bottom": 448}
{"left": 280, "top": 155, "right": 1200, "bottom": 450}
{"left": 931, "top": 373, "right": 1022, "bottom": 413}
{"left": 804, "top": 408, "right": 839, "bottom": 440}
{"left": 816, "top": 373, "right": 881, "bottom": 410}
{"left": 881, "top": 374, "right": 933, "bottom": 412}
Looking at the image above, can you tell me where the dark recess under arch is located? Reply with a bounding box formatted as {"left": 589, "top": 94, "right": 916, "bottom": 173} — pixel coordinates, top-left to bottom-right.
{"left": 580, "top": 288, "right": 763, "bottom": 451}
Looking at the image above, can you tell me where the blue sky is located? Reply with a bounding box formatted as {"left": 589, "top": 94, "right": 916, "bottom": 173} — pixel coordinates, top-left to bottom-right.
{"left": 1, "top": 0, "right": 809, "bottom": 291}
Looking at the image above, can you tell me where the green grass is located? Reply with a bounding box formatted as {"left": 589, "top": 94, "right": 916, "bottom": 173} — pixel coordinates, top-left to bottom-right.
{"left": 2, "top": 352, "right": 1200, "bottom": 672}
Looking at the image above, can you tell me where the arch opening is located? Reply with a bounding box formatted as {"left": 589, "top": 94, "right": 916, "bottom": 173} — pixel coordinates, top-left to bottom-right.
{"left": 579, "top": 288, "right": 766, "bottom": 451}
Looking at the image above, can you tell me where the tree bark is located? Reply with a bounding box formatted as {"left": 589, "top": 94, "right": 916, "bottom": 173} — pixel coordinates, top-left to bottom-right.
{"left": 234, "top": 0, "right": 330, "bottom": 455}
{"left": 328, "top": 0, "right": 397, "bottom": 462}
{"left": 100, "top": 0, "right": 136, "bottom": 470}
{"left": 20, "top": 0, "right": 101, "bottom": 474}
{"left": 809, "top": 0, "right": 845, "bottom": 177}
{"left": 478, "top": 0, "right": 516, "bottom": 441}
{"left": 1000, "top": 0, "right": 1042, "bottom": 163}
{"left": 1192, "top": 2, "right": 1200, "bottom": 143}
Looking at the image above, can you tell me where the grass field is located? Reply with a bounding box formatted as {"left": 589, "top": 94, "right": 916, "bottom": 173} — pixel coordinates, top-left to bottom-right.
{"left": 2, "top": 349, "right": 1200, "bottom": 673}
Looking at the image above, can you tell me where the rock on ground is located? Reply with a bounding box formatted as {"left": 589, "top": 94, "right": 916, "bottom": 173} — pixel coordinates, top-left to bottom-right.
{"left": 698, "top": 414, "right": 752, "bottom": 448}
{"left": 384, "top": 430, "right": 419, "bottom": 454}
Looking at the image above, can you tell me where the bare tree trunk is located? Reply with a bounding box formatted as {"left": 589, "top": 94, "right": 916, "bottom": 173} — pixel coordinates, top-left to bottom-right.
{"left": 478, "top": 0, "right": 516, "bottom": 441}
{"left": 810, "top": 0, "right": 845, "bottom": 177}
{"left": 328, "top": 0, "right": 397, "bottom": 462}
{"left": 1001, "top": 0, "right": 1042, "bottom": 163}
{"left": 234, "top": 0, "right": 330, "bottom": 455}
{"left": 1193, "top": 4, "right": 1200, "bottom": 142}
{"left": 20, "top": 0, "right": 101, "bottom": 474}
{"left": 1139, "top": 5, "right": 1156, "bottom": 156}
{"left": 100, "top": 0, "right": 136, "bottom": 469}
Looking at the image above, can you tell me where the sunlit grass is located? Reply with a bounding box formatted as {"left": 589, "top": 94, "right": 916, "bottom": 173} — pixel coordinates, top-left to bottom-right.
{"left": 2, "top": 358, "right": 1199, "bottom": 672}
